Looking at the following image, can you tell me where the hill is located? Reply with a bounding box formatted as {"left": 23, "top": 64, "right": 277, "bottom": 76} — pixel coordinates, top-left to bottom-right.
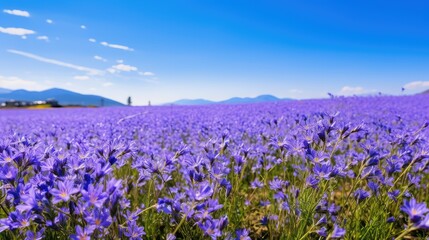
{"left": 0, "top": 88, "right": 124, "bottom": 107}
{"left": 170, "top": 94, "right": 293, "bottom": 105}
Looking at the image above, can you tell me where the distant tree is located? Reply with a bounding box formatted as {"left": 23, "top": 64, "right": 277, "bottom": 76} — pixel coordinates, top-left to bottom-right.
{"left": 127, "top": 96, "right": 132, "bottom": 106}
{"left": 148, "top": 100, "right": 151, "bottom": 106}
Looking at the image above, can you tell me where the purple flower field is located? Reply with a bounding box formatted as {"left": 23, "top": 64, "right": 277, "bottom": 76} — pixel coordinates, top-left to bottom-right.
{"left": 1, "top": 95, "right": 429, "bottom": 239}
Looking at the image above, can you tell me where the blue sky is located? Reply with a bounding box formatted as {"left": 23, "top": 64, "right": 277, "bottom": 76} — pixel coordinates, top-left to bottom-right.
{"left": 1, "top": 0, "right": 429, "bottom": 105}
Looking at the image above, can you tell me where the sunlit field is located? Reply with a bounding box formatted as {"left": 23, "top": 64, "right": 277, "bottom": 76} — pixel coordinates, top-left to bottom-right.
{"left": 1, "top": 95, "right": 429, "bottom": 239}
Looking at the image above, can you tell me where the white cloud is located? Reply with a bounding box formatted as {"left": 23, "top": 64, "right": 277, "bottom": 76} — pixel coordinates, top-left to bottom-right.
{"left": 73, "top": 75, "right": 90, "bottom": 81}
{"left": 8, "top": 49, "right": 104, "bottom": 76}
{"left": 0, "top": 75, "right": 40, "bottom": 90}
{"left": 3, "top": 9, "right": 30, "bottom": 17}
{"left": 81, "top": 25, "right": 86, "bottom": 29}
{"left": 403, "top": 81, "right": 429, "bottom": 90}
{"left": 0, "top": 27, "right": 35, "bottom": 36}
{"left": 37, "top": 36, "right": 49, "bottom": 42}
{"left": 339, "top": 86, "right": 376, "bottom": 96}
{"left": 117, "top": 59, "right": 124, "bottom": 63}
{"left": 94, "top": 55, "right": 107, "bottom": 62}
{"left": 46, "top": 19, "right": 53, "bottom": 24}
{"left": 107, "top": 68, "right": 117, "bottom": 74}
{"left": 103, "top": 82, "right": 113, "bottom": 87}
{"left": 89, "top": 38, "right": 96, "bottom": 43}
{"left": 100, "top": 41, "right": 134, "bottom": 51}
{"left": 21, "top": 36, "right": 27, "bottom": 40}
{"left": 139, "top": 71, "right": 155, "bottom": 76}
{"left": 111, "top": 63, "right": 138, "bottom": 72}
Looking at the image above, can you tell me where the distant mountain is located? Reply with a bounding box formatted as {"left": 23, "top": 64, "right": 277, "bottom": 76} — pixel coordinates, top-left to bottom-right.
{"left": 421, "top": 89, "right": 429, "bottom": 95}
{"left": 172, "top": 99, "right": 215, "bottom": 105}
{"left": 0, "top": 88, "right": 124, "bottom": 106}
{"left": 170, "top": 94, "right": 293, "bottom": 105}
{"left": 0, "top": 88, "right": 11, "bottom": 94}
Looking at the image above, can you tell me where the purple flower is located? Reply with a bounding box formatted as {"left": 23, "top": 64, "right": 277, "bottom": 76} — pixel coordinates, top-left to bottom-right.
{"left": 25, "top": 229, "right": 44, "bottom": 240}
{"left": 316, "top": 227, "right": 327, "bottom": 237}
{"left": 400, "top": 198, "right": 429, "bottom": 224}
{"left": 70, "top": 225, "right": 95, "bottom": 240}
{"left": 198, "top": 219, "right": 222, "bottom": 239}
{"left": 50, "top": 180, "right": 79, "bottom": 204}
{"left": 388, "top": 190, "right": 400, "bottom": 202}
{"left": 329, "top": 224, "right": 345, "bottom": 239}
{"left": 269, "top": 177, "right": 285, "bottom": 191}
{"left": 235, "top": 228, "right": 251, "bottom": 240}
{"left": 194, "top": 182, "right": 213, "bottom": 201}
{"left": 353, "top": 189, "right": 370, "bottom": 203}
{"left": 124, "top": 221, "right": 146, "bottom": 240}
{"left": 250, "top": 179, "right": 264, "bottom": 189}
{"left": 86, "top": 208, "right": 112, "bottom": 229}
{"left": 386, "top": 216, "right": 395, "bottom": 223}
{"left": 81, "top": 184, "right": 108, "bottom": 208}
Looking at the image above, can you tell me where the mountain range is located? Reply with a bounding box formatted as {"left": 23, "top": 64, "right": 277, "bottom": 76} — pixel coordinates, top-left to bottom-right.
{"left": 0, "top": 88, "right": 124, "bottom": 107}
{"left": 169, "top": 94, "right": 293, "bottom": 105}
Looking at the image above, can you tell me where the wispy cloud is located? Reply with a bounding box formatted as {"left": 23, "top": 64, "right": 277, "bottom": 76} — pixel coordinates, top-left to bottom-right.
{"left": 94, "top": 55, "right": 107, "bottom": 62}
{"left": 139, "top": 71, "right": 155, "bottom": 76}
{"left": 37, "top": 36, "right": 49, "bottom": 42}
{"left": 3, "top": 9, "right": 30, "bottom": 17}
{"left": 81, "top": 25, "right": 86, "bottom": 29}
{"left": 339, "top": 86, "right": 377, "bottom": 96}
{"left": 73, "top": 75, "right": 90, "bottom": 81}
{"left": 103, "top": 82, "right": 113, "bottom": 87}
{"left": 0, "top": 27, "right": 35, "bottom": 36}
{"left": 0, "top": 75, "right": 41, "bottom": 90}
{"left": 101, "top": 41, "right": 134, "bottom": 51}
{"left": 108, "top": 64, "right": 138, "bottom": 73}
{"left": 403, "top": 81, "right": 429, "bottom": 90}
{"left": 89, "top": 38, "right": 96, "bottom": 43}
{"left": 8, "top": 49, "right": 104, "bottom": 75}
{"left": 46, "top": 19, "right": 53, "bottom": 24}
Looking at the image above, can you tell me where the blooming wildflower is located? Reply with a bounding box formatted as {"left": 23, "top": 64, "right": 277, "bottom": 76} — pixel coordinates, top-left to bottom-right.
{"left": 124, "top": 221, "right": 146, "bottom": 240}
{"left": 25, "top": 229, "right": 44, "bottom": 240}
{"left": 269, "top": 177, "right": 285, "bottom": 191}
{"left": 81, "top": 184, "right": 108, "bottom": 208}
{"left": 198, "top": 220, "right": 222, "bottom": 239}
{"left": 353, "top": 189, "right": 370, "bottom": 203}
{"left": 367, "top": 181, "right": 379, "bottom": 195}
{"left": 329, "top": 224, "right": 346, "bottom": 239}
{"left": 86, "top": 208, "right": 112, "bottom": 229}
{"left": 70, "top": 225, "right": 95, "bottom": 240}
{"left": 235, "top": 228, "right": 251, "bottom": 240}
{"left": 250, "top": 179, "right": 264, "bottom": 189}
{"left": 400, "top": 198, "right": 429, "bottom": 224}
{"left": 387, "top": 190, "right": 400, "bottom": 202}
{"left": 50, "top": 180, "right": 79, "bottom": 203}
{"left": 313, "top": 164, "right": 338, "bottom": 180}
{"left": 194, "top": 182, "right": 213, "bottom": 201}
{"left": 316, "top": 227, "right": 327, "bottom": 237}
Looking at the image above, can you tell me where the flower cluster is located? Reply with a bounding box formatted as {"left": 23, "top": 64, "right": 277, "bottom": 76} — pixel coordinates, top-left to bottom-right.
{"left": 0, "top": 94, "right": 428, "bottom": 239}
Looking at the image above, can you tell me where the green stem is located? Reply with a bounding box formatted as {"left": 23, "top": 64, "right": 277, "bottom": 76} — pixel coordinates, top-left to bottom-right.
{"left": 172, "top": 215, "right": 187, "bottom": 235}
{"left": 394, "top": 226, "right": 417, "bottom": 240}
